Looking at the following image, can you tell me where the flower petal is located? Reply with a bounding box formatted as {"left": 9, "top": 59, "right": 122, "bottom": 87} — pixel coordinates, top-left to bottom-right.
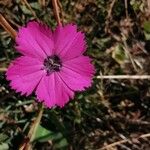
{"left": 16, "top": 21, "right": 54, "bottom": 60}
{"left": 58, "top": 56, "right": 95, "bottom": 91}
{"left": 6, "top": 56, "right": 44, "bottom": 96}
{"left": 36, "top": 73, "right": 74, "bottom": 108}
{"left": 63, "top": 56, "right": 95, "bottom": 77}
{"left": 54, "top": 24, "right": 86, "bottom": 61}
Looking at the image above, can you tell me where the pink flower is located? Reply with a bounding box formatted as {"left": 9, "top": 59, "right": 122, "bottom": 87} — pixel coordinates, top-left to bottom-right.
{"left": 6, "top": 21, "right": 95, "bottom": 108}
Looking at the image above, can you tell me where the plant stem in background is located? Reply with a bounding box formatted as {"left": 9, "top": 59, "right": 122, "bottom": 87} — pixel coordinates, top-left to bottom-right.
{"left": 101, "top": 133, "right": 150, "bottom": 150}
{"left": 0, "top": 68, "right": 7, "bottom": 72}
{"left": 0, "top": 14, "right": 17, "bottom": 39}
{"left": 97, "top": 75, "right": 150, "bottom": 80}
{"left": 52, "top": 0, "right": 62, "bottom": 26}
{"left": 22, "top": 104, "right": 44, "bottom": 150}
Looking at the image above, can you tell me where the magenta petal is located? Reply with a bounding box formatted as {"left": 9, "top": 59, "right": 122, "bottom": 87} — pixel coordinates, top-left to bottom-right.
{"left": 54, "top": 24, "right": 86, "bottom": 61}
{"left": 58, "top": 56, "right": 95, "bottom": 91}
{"left": 35, "top": 73, "right": 74, "bottom": 108}
{"left": 16, "top": 21, "right": 54, "bottom": 60}
{"left": 6, "top": 56, "right": 44, "bottom": 96}
{"left": 63, "top": 56, "right": 95, "bottom": 77}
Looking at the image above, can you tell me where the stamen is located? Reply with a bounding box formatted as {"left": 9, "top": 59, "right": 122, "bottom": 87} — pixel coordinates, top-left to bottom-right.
{"left": 43, "top": 55, "right": 62, "bottom": 75}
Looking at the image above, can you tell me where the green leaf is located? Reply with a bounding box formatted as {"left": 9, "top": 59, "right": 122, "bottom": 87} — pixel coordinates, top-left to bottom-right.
{"left": 144, "top": 31, "right": 150, "bottom": 40}
{"left": 130, "top": 0, "right": 143, "bottom": 11}
{"left": 112, "top": 44, "right": 128, "bottom": 65}
{"left": 0, "top": 134, "right": 9, "bottom": 143}
{"left": 143, "top": 21, "right": 150, "bottom": 33}
{"left": 34, "top": 125, "right": 58, "bottom": 142}
{"left": 30, "top": 2, "right": 40, "bottom": 10}
{"left": 0, "top": 143, "right": 9, "bottom": 150}
{"left": 20, "top": 5, "right": 31, "bottom": 15}
{"left": 53, "top": 138, "right": 68, "bottom": 149}
{"left": 33, "top": 125, "right": 68, "bottom": 149}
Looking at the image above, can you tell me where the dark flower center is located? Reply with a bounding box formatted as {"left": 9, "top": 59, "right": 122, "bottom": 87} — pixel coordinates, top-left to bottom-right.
{"left": 43, "top": 55, "right": 62, "bottom": 75}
